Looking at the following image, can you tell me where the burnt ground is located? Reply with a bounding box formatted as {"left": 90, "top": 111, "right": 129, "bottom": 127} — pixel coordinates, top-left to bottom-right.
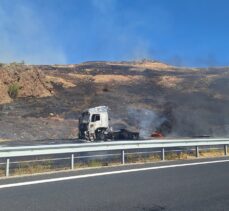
{"left": 0, "top": 61, "right": 229, "bottom": 144}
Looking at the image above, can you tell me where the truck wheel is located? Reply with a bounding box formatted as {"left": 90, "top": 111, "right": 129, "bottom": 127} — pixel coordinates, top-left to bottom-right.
{"left": 88, "top": 133, "right": 95, "bottom": 142}
{"left": 132, "top": 135, "right": 137, "bottom": 140}
{"left": 96, "top": 131, "right": 107, "bottom": 142}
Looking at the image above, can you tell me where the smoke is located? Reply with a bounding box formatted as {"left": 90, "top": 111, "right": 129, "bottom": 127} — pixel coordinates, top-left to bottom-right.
{"left": 127, "top": 107, "right": 166, "bottom": 138}
{"left": 0, "top": 1, "right": 67, "bottom": 64}
{"left": 164, "top": 88, "right": 229, "bottom": 137}
{"left": 173, "top": 106, "right": 229, "bottom": 137}
{"left": 196, "top": 54, "right": 219, "bottom": 67}
{"left": 130, "top": 40, "right": 152, "bottom": 61}
{"left": 90, "top": 0, "right": 173, "bottom": 62}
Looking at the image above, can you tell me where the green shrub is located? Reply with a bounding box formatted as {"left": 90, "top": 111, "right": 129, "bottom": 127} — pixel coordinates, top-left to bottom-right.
{"left": 8, "top": 83, "right": 20, "bottom": 99}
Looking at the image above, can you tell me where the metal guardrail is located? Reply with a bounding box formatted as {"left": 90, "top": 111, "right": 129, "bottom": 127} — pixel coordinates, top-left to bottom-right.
{"left": 1, "top": 138, "right": 229, "bottom": 177}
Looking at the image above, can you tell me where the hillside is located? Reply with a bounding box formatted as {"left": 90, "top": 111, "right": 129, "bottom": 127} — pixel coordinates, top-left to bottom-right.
{"left": 0, "top": 60, "right": 229, "bottom": 144}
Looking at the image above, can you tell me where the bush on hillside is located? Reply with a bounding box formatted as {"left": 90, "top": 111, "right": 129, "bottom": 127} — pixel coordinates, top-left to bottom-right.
{"left": 8, "top": 83, "right": 20, "bottom": 99}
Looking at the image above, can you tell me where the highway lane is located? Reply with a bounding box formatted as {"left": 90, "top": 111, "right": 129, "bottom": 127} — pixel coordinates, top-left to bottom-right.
{"left": 0, "top": 159, "right": 229, "bottom": 211}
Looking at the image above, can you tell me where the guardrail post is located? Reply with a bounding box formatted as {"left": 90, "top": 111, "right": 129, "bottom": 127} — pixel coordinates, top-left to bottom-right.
{"left": 121, "top": 150, "right": 125, "bottom": 164}
{"left": 161, "top": 148, "right": 165, "bottom": 161}
{"left": 224, "top": 145, "right": 228, "bottom": 156}
{"left": 196, "top": 146, "right": 199, "bottom": 158}
{"left": 6, "top": 158, "right": 10, "bottom": 177}
{"left": 71, "top": 154, "right": 74, "bottom": 170}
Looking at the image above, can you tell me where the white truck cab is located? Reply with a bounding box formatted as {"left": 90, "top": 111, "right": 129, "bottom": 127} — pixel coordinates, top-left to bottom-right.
{"left": 78, "top": 106, "right": 110, "bottom": 141}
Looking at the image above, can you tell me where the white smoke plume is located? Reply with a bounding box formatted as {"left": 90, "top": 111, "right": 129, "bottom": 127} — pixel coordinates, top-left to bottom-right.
{"left": 0, "top": 1, "right": 67, "bottom": 64}
{"left": 128, "top": 107, "right": 166, "bottom": 138}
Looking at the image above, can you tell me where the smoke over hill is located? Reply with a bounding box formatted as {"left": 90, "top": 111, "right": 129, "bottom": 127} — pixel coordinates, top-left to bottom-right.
{"left": 0, "top": 60, "right": 228, "bottom": 143}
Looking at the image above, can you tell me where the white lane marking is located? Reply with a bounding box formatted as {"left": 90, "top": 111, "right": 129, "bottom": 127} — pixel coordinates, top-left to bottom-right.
{"left": 0, "top": 159, "right": 229, "bottom": 189}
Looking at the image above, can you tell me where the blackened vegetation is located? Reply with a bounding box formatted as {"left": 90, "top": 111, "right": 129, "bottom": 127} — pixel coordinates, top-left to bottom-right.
{"left": 0, "top": 62, "right": 229, "bottom": 142}
{"left": 156, "top": 103, "right": 175, "bottom": 136}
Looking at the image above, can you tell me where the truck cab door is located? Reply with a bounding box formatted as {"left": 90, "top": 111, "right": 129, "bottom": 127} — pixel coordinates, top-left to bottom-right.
{"left": 89, "top": 114, "right": 101, "bottom": 133}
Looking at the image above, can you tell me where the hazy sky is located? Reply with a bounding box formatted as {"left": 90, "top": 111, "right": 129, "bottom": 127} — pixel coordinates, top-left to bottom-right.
{"left": 0, "top": 0, "right": 229, "bottom": 66}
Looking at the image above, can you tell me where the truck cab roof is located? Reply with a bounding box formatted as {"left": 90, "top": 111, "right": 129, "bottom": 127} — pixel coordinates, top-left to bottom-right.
{"left": 87, "top": 106, "right": 109, "bottom": 114}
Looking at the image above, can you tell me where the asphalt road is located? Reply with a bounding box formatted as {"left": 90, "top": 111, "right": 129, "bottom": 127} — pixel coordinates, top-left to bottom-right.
{"left": 0, "top": 158, "right": 229, "bottom": 211}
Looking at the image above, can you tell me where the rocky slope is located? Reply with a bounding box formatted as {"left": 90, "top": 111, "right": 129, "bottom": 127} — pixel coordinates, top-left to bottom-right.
{"left": 0, "top": 63, "right": 52, "bottom": 104}
{"left": 0, "top": 60, "right": 228, "bottom": 143}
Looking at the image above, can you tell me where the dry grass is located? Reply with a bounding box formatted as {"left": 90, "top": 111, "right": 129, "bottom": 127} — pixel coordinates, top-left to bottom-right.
{"left": 165, "top": 152, "right": 195, "bottom": 160}
{"left": 67, "top": 73, "right": 143, "bottom": 84}
{"left": 0, "top": 81, "right": 12, "bottom": 104}
{"left": 0, "top": 67, "right": 53, "bottom": 104}
{"left": 157, "top": 76, "right": 183, "bottom": 88}
{"left": 94, "top": 75, "right": 143, "bottom": 83}
{"left": 200, "top": 149, "right": 224, "bottom": 157}
{"left": 13, "top": 165, "right": 52, "bottom": 176}
{"left": 75, "top": 160, "right": 107, "bottom": 168}
{"left": 107, "top": 61, "right": 172, "bottom": 70}
{"left": 0, "top": 149, "right": 227, "bottom": 178}
{"left": 0, "top": 168, "right": 5, "bottom": 177}
{"left": 11, "top": 161, "right": 71, "bottom": 176}
{"left": 12, "top": 162, "right": 52, "bottom": 176}
{"left": 134, "top": 62, "right": 171, "bottom": 70}
{"left": 0, "top": 138, "right": 11, "bottom": 143}
{"left": 45, "top": 75, "right": 76, "bottom": 88}
{"left": 126, "top": 153, "right": 161, "bottom": 163}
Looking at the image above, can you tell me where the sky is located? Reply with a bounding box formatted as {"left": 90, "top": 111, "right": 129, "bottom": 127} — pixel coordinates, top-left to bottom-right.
{"left": 0, "top": 0, "right": 229, "bottom": 67}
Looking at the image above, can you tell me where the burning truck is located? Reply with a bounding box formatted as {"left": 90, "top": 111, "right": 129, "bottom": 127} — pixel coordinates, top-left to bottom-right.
{"left": 78, "top": 106, "right": 139, "bottom": 141}
{"left": 78, "top": 106, "right": 172, "bottom": 141}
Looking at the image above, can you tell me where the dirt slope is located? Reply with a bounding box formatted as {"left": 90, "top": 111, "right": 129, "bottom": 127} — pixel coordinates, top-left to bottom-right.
{"left": 0, "top": 60, "right": 228, "bottom": 143}
{"left": 0, "top": 63, "right": 52, "bottom": 104}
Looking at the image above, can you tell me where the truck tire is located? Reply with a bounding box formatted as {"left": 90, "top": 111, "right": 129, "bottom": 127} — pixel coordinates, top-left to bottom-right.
{"left": 132, "top": 134, "right": 138, "bottom": 140}
{"left": 96, "top": 130, "right": 107, "bottom": 142}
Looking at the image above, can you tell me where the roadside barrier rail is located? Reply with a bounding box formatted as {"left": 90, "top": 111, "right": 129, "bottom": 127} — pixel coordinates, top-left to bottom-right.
{"left": 0, "top": 138, "right": 229, "bottom": 177}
